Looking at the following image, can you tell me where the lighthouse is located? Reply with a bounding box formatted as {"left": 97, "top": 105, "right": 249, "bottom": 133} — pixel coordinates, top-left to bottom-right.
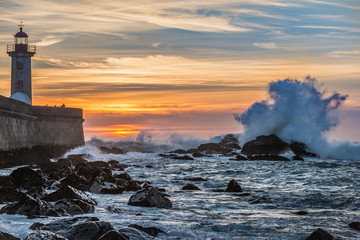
{"left": 7, "top": 24, "right": 36, "bottom": 105}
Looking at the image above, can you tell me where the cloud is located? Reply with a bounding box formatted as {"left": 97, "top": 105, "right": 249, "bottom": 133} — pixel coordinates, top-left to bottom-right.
{"left": 328, "top": 50, "right": 360, "bottom": 57}
{"left": 253, "top": 42, "right": 278, "bottom": 49}
{"left": 34, "top": 35, "right": 64, "bottom": 46}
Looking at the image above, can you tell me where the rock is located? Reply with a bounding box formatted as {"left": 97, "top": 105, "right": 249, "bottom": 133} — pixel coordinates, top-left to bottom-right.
{"left": 119, "top": 227, "right": 155, "bottom": 240}
{"left": 100, "top": 146, "right": 125, "bottom": 154}
{"left": 29, "top": 222, "right": 45, "bottom": 230}
{"left": 0, "top": 176, "right": 14, "bottom": 188}
{"left": 289, "top": 141, "right": 317, "bottom": 157}
{"left": 66, "top": 154, "right": 89, "bottom": 164}
{"left": 9, "top": 167, "right": 44, "bottom": 189}
{"left": 349, "top": 222, "right": 360, "bottom": 231}
{"left": 0, "top": 187, "right": 26, "bottom": 203}
{"left": 196, "top": 143, "right": 222, "bottom": 153}
{"left": 43, "top": 185, "right": 97, "bottom": 205}
{"left": 108, "top": 160, "right": 128, "bottom": 171}
{"left": 106, "top": 206, "right": 121, "bottom": 213}
{"left": 56, "top": 221, "right": 114, "bottom": 240}
{"left": 114, "top": 173, "right": 133, "bottom": 181}
{"left": 183, "top": 177, "right": 207, "bottom": 182}
{"left": 60, "top": 173, "right": 89, "bottom": 191}
{"left": 129, "top": 224, "right": 165, "bottom": 237}
{"left": 181, "top": 184, "right": 200, "bottom": 190}
{"left": 229, "top": 155, "right": 248, "bottom": 161}
{"left": 305, "top": 228, "right": 334, "bottom": 240}
{"left": 192, "top": 152, "right": 207, "bottom": 158}
{"left": 0, "top": 195, "right": 67, "bottom": 217}
{"left": 225, "top": 180, "right": 243, "bottom": 192}
{"left": 128, "top": 187, "right": 172, "bottom": 208}
{"left": 98, "top": 230, "right": 127, "bottom": 240}
{"left": 241, "top": 135, "right": 289, "bottom": 155}
{"left": 40, "top": 217, "right": 100, "bottom": 232}
{"left": 219, "top": 134, "right": 241, "bottom": 153}
{"left": 54, "top": 199, "right": 95, "bottom": 215}
{"left": 173, "top": 149, "right": 187, "bottom": 154}
{"left": 247, "top": 155, "right": 290, "bottom": 161}
{"left": 172, "top": 155, "right": 194, "bottom": 160}
{"left": 292, "top": 156, "right": 304, "bottom": 161}
{"left": 27, "top": 186, "right": 47, "bottom": 199}
{"left": 88, "top": 170, "right": 123, "bottom": 194}
{"left": 24, "top": 230, "right": 68, "bottom": 240}
{"left": 124, "top": 180, "right": 142, "bottom": 192}
{"left": 293, "top": 210, "right": 308, "bottom": 215}
{"left": 0, "top": 230, "right": 20, "bottom": 240}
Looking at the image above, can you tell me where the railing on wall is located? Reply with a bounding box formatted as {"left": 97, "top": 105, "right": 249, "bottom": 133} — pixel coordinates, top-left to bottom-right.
{"left": 7, "top": 44, "right": 36, "bottom": 53}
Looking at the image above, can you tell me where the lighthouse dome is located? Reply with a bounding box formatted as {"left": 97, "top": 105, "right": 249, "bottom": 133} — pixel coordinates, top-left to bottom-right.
{"left": 14, "top": 28, "right": 28, "bottom": 38}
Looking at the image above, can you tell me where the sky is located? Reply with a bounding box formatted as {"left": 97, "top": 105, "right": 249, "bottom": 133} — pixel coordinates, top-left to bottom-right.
{"left": 0, "top": 0, "right": 359, "bottom": 142}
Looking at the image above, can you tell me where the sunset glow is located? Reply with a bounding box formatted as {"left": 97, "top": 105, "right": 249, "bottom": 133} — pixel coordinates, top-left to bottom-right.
{"left": 1, "top": 0, "right": 359, "bottom": 141}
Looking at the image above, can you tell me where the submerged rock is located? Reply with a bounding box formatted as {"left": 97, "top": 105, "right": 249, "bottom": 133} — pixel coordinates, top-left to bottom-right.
{"left": 225, "top": 180, "right": 243, "bottom": 192}
{"left": 129, "top": 224, "right": 165, "bottom": 237}
{"left": 349, "top": 222, "right": 360, "bottom": 231}
{"left": 183, "top": 177, "right": 207, "bottom": 182}
{"left": 229, "top": 155, "right": 248, "bottom": 161}
{"left": 293, "top": 210, "right": 308, "bottom": 215}
{"left": 181, "top": 184, "right": 200, "bottom": 190}
{"left": 0, "top": 230, "right": 20, "bottom": 240}
{"left": 9, "top": 167, "right": 44, "bottom": 190}
{"left": 172, "top": 155, "right": 194, "bottom": 160}
{"left": 305, "top": 228, "right": 334, "bottom": 240}
{"left": 247, "top": 155, "right": 290, "bottom": 161}
{"left": 128, "top": 187, "right": 172, "bottom": 208}
{"left": 241, "top": 135, "right": 289, "bottom": 155}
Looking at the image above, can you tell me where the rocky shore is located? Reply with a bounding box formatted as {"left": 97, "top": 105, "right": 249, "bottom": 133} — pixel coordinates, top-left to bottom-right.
{"left": 0, "top": 134, "right": 358, "bottom": 239}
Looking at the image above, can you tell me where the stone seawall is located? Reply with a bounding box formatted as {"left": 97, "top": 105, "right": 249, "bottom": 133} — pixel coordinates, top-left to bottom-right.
{"left": 0, "top": 95, "right": 85, "bottom": 167}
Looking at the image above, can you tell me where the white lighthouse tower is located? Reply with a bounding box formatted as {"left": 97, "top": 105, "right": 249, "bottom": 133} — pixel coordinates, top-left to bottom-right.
{"left": 7, "top": 24, "right": 36, "bottom": 105}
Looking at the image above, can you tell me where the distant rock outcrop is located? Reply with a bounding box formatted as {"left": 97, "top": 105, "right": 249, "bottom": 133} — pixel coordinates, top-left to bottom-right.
{"left": 241, "top": 134, "right": 288, "bottom": 155}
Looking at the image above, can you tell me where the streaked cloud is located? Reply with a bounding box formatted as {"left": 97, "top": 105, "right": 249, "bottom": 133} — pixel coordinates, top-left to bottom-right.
{"left": 253, "top": 42, "right": 278, "bottom": 49}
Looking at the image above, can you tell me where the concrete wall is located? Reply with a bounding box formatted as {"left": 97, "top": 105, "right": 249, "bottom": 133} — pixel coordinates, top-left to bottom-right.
{"left": 0, "top": 96, "right": 84, "bottom": 166}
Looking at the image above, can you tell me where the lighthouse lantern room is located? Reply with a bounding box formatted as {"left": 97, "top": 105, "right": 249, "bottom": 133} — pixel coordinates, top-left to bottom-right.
{"left": 7, "top": 24, "right": 36, "bottom": 105}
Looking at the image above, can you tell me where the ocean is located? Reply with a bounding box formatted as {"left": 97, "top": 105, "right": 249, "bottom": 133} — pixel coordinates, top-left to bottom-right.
{"left": 1, "top": 144, "right": 359, "bottom": 239}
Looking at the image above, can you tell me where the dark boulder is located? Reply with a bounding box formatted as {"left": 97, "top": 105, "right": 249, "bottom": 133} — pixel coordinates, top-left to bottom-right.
{"left": 305, "top": 228, "right": 334, "bottom": 240}
{"left": 27, "top": 186, "right": 47, "bottom": 199}
{"left": 229, "top": 155, "right": 248, "bottom": 161}
{"left": 56, "top": 220, "right": 114, "bottom": 240}
{"left": 183, "top": 177, "right": 207, "bottom": 182}
{"left": 289, "top": 142, "right": 317, "bottom": 157}
{"left": 0, "top": 230, "right": 20, "bottom": 240}
{"left": 40, "top": 217, "right": 100, "bottom": 232}
{"left": 24, "top": 230, "right": 68, "bottom": 240}
{"left": 0, "top": 176, "right": 14, "bottom": 188}
{"left": 43, "top": 185, "right": 97, "bottom": 205}
{"left": 349, "top": 222, "right": 360, "bottom": 231}
{"left": 192, "top": 152, "right": 207, "bottom": 158}
{"left": 225, "top": 180, "right": 243, "bottom": 192}
{"left": 241, "top": 135, "right": 289, "bottom": 155}
{"left": 129, "top": 224, "right": 165, "bottom": 237}
{"left": 293, "top": 210, "right": 308, "bottom": 215}
{"left": 219, "top": 134, "right": 241, "bottom": 152}
{"left": 173, "top": 149, "right": 187, "bottom": 154}
{"left": 172, "top": 155, "right": 194, "bottom": 160}
{"left": 118, "top": 227, "right": 154, "bottom": 240}
{"left": 54, "top": 199, "right": 95, "bottom": 215}
{"left": 196, "top": 143, "right": 222, "bottom": 153}
{"left": 292, "top": 156, "right": 304, "bottom": 161}
{"left": 128, "top": 187, "right": 172, "bottom": 208}
{"left": 98, "top": 230, "right": 127, "bottom": 240}
{"left": 9, "top": 167, "right": 44, "bottom": 189}
{"left": 108, "top": 160, "right": 128, "bottom": 171}
{"left": 60, "top": 173, "right": 89, "bottom": 191}
{"left": 106, "top": 206, "right": 121, "bottom": 213}
{"left": 247, "top": 155, "right": 290, "bottom": 161}
{"left": 0, "top": 187, "right": 26, "bottom": 203}
{"left": 0, "top": 195, "right": 67, "bottom": 217}
{"left": 181, "top": 184, "right": 200, "bottom": 190}
{"left": 100, "top": 146, "right": 125, "bottom": 154}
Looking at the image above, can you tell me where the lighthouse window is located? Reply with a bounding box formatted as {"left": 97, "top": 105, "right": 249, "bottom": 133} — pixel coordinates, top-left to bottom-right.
{"left": 16, "top": 80, "right": 24, "bottom": 89}
{"left": 16, "top": 62, "right": 24, "bottom": 70}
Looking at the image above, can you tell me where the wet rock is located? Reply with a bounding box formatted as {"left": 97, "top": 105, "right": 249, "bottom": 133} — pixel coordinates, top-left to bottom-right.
{"left": 27, "top": 186, "right": 47, "bottom": 199}
{"left": 181, "top": 184, "right": 200, "bottom": 190}
{"left": 0, "top": 230, "right": 20, "bottom": 240}
{"left": 125, "top": 180, "right": 142, "bottom": 192}
{"left": 172, "top": 155, "right": 194, "bottom": 160}
{"left": 40, "top": 217, "right": 100, "bottom": 232}
{"left": 293, "top": 210, "right": 308, "bottom": 215}
{"left": 56, "top": 220, "right": 114, "bottom": 240}
{"left": 349, "top": 222, "right": 360, "bottom": 231}
{"left": 43, "top": 185, "right": 97, "bottom": 205}
{"left": 129, "top": 224, "right": 165, "bottom": 237}
{"left": 60, "top": 173, "right": 89, "bottom": 191}
{"left": 29, "top": 222, "right": 45, "bottom": 230}
{"left": 108, "top": 160, "right": 128, "bottom": 171}
{"left": 0, "top": 187, "right": 26, "bottom": 203}
{"left": 0, "top": 176, "right": 14, "bottom": 188}
{"left": 292, "top": 156, "right": 304, "bottom": 161}
{"left": 66, "top": 154, "right": 89, "bottom": 163}
{"left": 100, "top": 146, "right": 125, "bottom": 154}
{"left": 9, "top": 167, "right": 44, "bottom": 190}
{"left": 289, "top": 141, "right": 317, "bottom": 157}
{"left": 119, "top": 227, "right": 154, "bottom": 240}
{"left": 219, "top": 134, "right": 241, "bottom": 153}
{"left": 235, "top": 192, "right": 250, "bottom": 197}
{"left": 106, "top": 206, "right": 121, "bottom": 213}
{"left": 0, "top": 195, "right": 67, "bottom": 217}
{"left": 247, "top": 155, "right": 290, "bottom": 161}
{"left": 98, "top": 230, "right": 127, "bottom": 240}
{"left": 54, "top": 199, "right": 95, "bottom": 215}
{"left": 173, "top": 149, "right": 187, "bottom": 154}
{"left": 114, "top": 173, "right": 133, "bottom": 181}
{"left": 241, "top": 135, "right": 289, "bottom": 155}
{"left": 183, "top": 177, "right": 207, "bottom": 182}
{"left": 225, "top": 179, "right": 243, "bottom": 192}
{"left": 229, "top": 155, "right": 248, "bottom": 161}
{"left": 305, "top": 228, "right": 334, "bottom": 240}
{"left": 197, "top": 143, "right": 222, "bottom": 153}
{"left": 249, "top": 196, "right": 268, "bottom": 204}
{"left": 128, "top": 187, "right": 172, "bottom": 208}
{"left": 192, "top": 152, "right": 207, "bottom": 158}
{"left": 24, "top": 230, "right": 68, "bottom": 240}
